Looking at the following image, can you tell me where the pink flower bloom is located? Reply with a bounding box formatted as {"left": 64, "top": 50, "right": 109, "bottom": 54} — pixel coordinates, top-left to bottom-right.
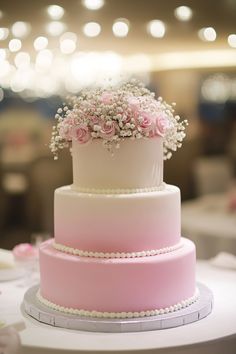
{"left": 74, "top": 124, "right": 91, "bottom": 144}
{"left": 101, "top": 92, "right": 113, "bottom": 105}
{"left": 156, "top": 113, "right": 171, "bottom": 137}
{"left": 65, "top": 112, "right": 77, "bottom": 125}
{"left": 89, "top": 115, "right": 100, "bottom": 126}
{"left": 13, "top": 243, "right": 38, "bottom": 261}
{"left": 127, "top": 96, "right": 140, "bottom": 111}
{"left": 138, "top": 111, "right": 155, "bottom": 135}
{"left": 100, "top": 120, "right": 117, "bottom": 139}
{"left": 59, "top": 122, "right": 73, "bottom": 140}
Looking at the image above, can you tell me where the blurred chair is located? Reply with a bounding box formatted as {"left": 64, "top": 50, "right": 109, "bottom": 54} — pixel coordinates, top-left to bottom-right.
{"left": 193, "top": 156, "right": 234, "bottom": 196}
{"left": 227, "top": 124, "right": 236, "bottom": 175}
{"left": 0, "top": 150, "right": 32, "bottom": 248}
{"left": 27, "top": 151, "right": 72, "bottom": 234}
{"left": 164, "top": 138, "right": 201, "bottom": 200}
{"left": 0, "top": 164, "right": 7, "bottom": 232}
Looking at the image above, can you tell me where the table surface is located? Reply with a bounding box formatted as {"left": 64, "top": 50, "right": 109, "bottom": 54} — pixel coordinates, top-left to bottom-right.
{"left": 1, "top": 261, "right": 236, "bottom": 353}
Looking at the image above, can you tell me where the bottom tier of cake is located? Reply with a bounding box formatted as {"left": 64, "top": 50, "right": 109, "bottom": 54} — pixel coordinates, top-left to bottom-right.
{"left": 39, "top": 238, "right": 197, "bottom": 318}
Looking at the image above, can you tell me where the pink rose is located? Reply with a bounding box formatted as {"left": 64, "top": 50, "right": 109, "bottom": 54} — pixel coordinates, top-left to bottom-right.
{"left": 59, "top": 123, "right": 73, "bottom": 140}
{"left": 89, "top": 116, "right": 100, "bottom": 125}
{"left": 156, "top": 113, "right": 171, "bottom": 137}
{"left": 127, "top": 96, "right": 140, "bottom": 112}
{"left": 59, "top": 112, "right": 78, "bottom": 140}
{"left": 100, "top": 120, "right": 117, "bottom": 139}
{"left": 101, "top": 92, "right": 113, "bottom": 105}
{"left": 65, "top": 112, "right": 77, "bottom": 125}
{"left": 138, "top": 111, "right": 155, "bottom": 135}
{"left": 74, "top": 124, "right": 91, "bottom": 144}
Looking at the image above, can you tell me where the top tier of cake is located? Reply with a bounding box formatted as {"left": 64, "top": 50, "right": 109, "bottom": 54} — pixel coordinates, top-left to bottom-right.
{"left": 72, "top": 137, "right": 163, "bottom": 191}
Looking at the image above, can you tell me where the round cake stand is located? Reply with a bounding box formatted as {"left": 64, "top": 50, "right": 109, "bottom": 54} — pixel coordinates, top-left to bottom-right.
{"left": 22, "top": 283, "right": 213, "bottom": 333}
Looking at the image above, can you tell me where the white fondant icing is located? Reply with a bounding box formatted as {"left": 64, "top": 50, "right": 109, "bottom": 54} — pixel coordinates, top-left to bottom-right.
{"left": 72, "top": 138, "right": 163, "bottom": 190}
{"left": 37, "top": 289, "right": 199, "bottom": 319}
{"left": 53, "top": 241, "right": 183, "bottom": 258}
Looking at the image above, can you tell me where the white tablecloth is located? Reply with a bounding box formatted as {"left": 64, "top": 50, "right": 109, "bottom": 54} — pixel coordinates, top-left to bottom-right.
{"left": 0, "top": 261, "right": 236, "bottom": 354}
{"left": 182, "top": 194, "right": 236, "bottom": 259}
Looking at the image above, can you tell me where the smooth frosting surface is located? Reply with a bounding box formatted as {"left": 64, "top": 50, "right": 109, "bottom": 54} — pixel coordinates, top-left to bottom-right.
{"left": 72, "top": 137, "right": 163, "bottom": 190}
{"left": 39, "top": 238, "right": 196, "bottom": 313}
{"left": 54, "top": 184, "right": 181, "bottom": 252}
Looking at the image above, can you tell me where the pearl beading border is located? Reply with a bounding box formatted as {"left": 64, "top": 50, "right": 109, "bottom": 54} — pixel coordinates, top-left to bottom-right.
{"left": 53, "top": 241, "right": 182, "bottom": 259}
{"left": 37, "top": 289, "right": 199, "bottom": 319}
{"left": 71, "top": 183, "right": 166, "bottom": 195}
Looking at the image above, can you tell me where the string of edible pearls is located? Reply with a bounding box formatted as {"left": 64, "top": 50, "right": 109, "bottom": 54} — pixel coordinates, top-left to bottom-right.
{"left": 71, "top": 183, "right": 166, "bottom": 195}
{"left": 53, "top": 241, "right": 182, "bottom": 259}
{"left": 37, "top": 289, "right": 199, "bottom": 319}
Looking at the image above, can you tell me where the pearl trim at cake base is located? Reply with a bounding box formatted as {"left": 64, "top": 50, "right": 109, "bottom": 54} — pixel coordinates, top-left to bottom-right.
{"left": 22, "top": 283, "right": 213, "bottom": 332}
{"left": 37, "top": 289, "right": 199, "bottom": 318}
{"left": 53, "top": 241, "right": 183, "bottom": 259}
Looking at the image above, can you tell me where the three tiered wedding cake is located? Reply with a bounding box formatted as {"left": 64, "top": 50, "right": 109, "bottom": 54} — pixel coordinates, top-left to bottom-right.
{"left": 38, "top": 80, "right": 198, "bottom": 319}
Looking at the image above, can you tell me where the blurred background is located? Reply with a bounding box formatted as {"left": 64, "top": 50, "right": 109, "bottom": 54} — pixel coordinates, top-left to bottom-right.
{"left": 0, "top": 0, "right": 235, "bottom": 258}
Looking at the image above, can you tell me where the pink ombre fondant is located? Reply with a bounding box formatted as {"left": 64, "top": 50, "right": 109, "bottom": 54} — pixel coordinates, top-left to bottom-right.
{"left": 39, "top": 238, "right": 196, "bottom": 313}
{"left": 54, "top": 184, "right": 181, "bottom": 252}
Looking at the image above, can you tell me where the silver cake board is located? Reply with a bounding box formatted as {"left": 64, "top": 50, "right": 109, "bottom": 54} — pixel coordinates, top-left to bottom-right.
{"left": 22, "top": 283, "right": 213, "bottom": 333}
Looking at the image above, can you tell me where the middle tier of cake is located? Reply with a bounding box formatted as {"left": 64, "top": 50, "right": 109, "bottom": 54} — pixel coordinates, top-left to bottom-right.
{"left": 54, "top": 184, "right": 181, "bottom": 254}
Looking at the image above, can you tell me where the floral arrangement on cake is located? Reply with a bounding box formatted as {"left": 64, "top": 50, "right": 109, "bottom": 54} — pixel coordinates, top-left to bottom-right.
{"left": 50, "top": 79, "right": 188, "bottom": 159}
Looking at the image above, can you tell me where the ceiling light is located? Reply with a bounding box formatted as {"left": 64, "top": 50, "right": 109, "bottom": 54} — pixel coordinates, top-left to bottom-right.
{"left": 47, "top": 5, "right": 64, "bottom": 20}
{"left": 125, "top": 54, "right": 151, "bottom": 72}
{"left": 11, "top": 22, "right": 31, "bottom": 38}
{"left": 0, "top": 49, "right": 7, "bottom": 61}
{"left": 70, "top": 53, "right": 97, "bottom": 86}
{"left": 14, "top": 52, "right": 31, "bottom": 69}
{"left": 60, "top": 32, "right": 77, "bottom": 42}
{"left": 34, "top": 36, "right": 48, "bottom": 51}
{"left": 83, "top": 22, "right": 101, "bottom": 37}
{"left": 201, "top": 74, "right": 231, "bottom": 103}
{"left": 174, "top": 6, "right": 193, "bottom": 21}
{"left": 46, "top": 21, "right": 66, "bottom": 36}
{"left": 60, "top": 39, "right": 76, "bottom": 54}
{"left": 0, "top": 60, "right": 10, "bottom": 78}
{"left": 112, "top": 19, "right": 129, "bottom": 38}
{"left": 198, "top": 27, "right": 217, "bottom": 42}
{"left": 9, "top": 39, "right": 22, "bottom": 52}
{"left": 147, "top": 20, "right": 166, "bottom": 38}
{"left": 11, "top": 72, "right": 28, "bottom": 93}
{"left": 35, "top": 76, "right": 59, "bottom": 97}
{"left": 82, "top": 0, "right": 105, "bottom": 10}
{"left": 36, "top": 49, "right": 53, "bottom": 71}
{"left": 228, "top": 34, "right": 236, "bottom": 48}
{"left": 0, "top": 28, "right": 9, "bottom": 40}
{"left": 59, "top": 32, "right": 77, "bottom": 53}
